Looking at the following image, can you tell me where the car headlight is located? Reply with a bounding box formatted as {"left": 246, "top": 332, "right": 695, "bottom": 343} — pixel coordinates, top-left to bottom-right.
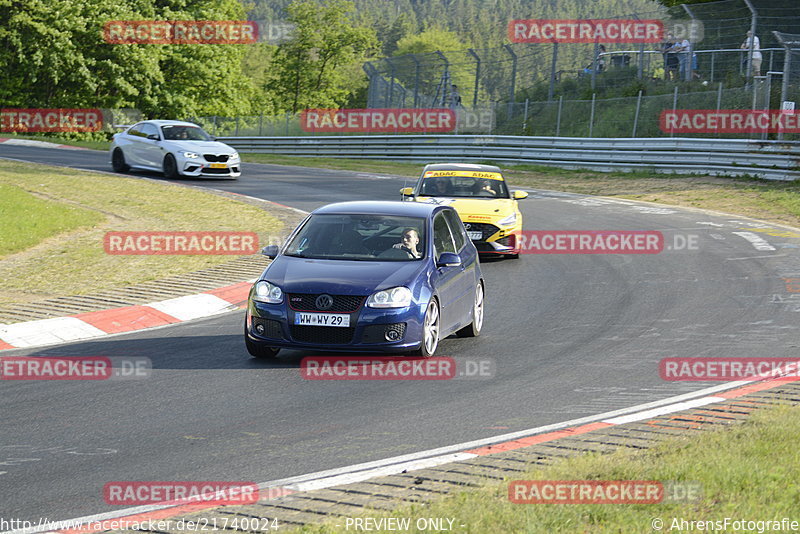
{"left": 230, "top": 152, "right": 239, "bottom": 160}
{"left": 252, "top": 281, "right": 283, "bottom": 304}
{"left": 366, "top": 286, "right": 412, "bottom": 308}
{"left": 497, "top": 212, "right": 517, "bottom": 226}
{"left": 180, "top": 151, "right": 199, "bottom": 159}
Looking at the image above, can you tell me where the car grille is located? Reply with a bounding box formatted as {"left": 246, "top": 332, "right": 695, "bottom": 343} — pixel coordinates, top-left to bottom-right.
{"left": 462, "top": 222, "right": 500, "bottom": 241}
{"left": 361, "top": 323, "right": 406, "bottom": 343}
{"left": 251, "top": 317, "right": 283, "bottom": 339}
{"left": 290, "top": 325, "right": 355, "bottom": 344}
{"left": 204, "top": 154, "right": 230, "bottom": 162}
{"left": 201, "top": 167, "right": 233, "bottom": 174}
{"left": 288, "top": 294, "right": 364, "bottom": 313}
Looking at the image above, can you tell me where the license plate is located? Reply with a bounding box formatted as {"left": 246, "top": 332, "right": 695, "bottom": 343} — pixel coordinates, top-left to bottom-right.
{"left": 467, "top": 231, "right": 482, "bottom": 240}
{"left": 209, "top": 163, "right": 227, "bottom": 169}
{"left": 294, "top": 313, "right": 350, "bottom": 327}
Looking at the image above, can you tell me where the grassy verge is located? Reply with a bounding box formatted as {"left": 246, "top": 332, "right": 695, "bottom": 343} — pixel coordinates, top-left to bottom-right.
{"left": 0, "top": 160, "right": 285, "bottom": 305}
{"left": 0, "top": 133, "right": 110, "bottom": 151}
{"left": 241, "top": 154, "right": 800, "bottom": 229}
{"left": 295, "top": 404, "right": 800, "bottom": 533}
{"left": 0, "top": 183, "right": 104, "bottom": 256}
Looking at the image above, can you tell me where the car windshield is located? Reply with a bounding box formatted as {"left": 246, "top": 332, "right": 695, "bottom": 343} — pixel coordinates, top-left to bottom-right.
{"left": 160, "top": 125, "right": 211, "bottom": 141}
{"left": 419, "top": 172, "right": 510, "bottom": 198}
{"left": 284, "top": 214, "right": 426, "bottom": 261}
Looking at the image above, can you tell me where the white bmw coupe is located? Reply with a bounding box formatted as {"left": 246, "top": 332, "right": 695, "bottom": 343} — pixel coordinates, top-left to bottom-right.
{"left": 110, "top": 120, "right": 241, "bottom": 179}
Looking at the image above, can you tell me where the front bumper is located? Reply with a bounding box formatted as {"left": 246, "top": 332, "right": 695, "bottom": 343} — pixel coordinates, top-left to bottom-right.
{"left": 465, "top": 221, "right": 522, "bottom": 254}
{"left": 180, "top": 156, "right": 241, "bottom": 178}
{"left": 245, "top": 300, "right": 426, "bottom": 353}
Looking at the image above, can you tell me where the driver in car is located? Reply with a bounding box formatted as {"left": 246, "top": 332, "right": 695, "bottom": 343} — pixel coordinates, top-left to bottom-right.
{"left": 473, "top": 178, "right": 498, "bottom": 196}
{"left": 392, "top": 228, "right": 421, "bottom": 258}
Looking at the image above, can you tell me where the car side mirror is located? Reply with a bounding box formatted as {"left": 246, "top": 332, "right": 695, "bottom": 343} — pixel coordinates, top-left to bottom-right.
{"left": 147, "top": 134, "right": 159, "bottom": 141}
{"left": 261, "top": 245, "right": 279, "bottom": 259}
{"left": 512, "top": 190, "right": 529, "bottom": 200}
{"left": 436, "top": 252, "right": 461, "bottom": 268}
{"left": 400, "top": 187, "right": 414, "bottom": 197}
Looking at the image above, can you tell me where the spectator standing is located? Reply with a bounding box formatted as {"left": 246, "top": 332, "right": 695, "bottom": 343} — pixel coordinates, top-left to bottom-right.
{"left": 674, "top": 37, "right": 691, "bottom": 81}
{"left": 740, "top": 30, "right": 762, "bottom": 77}
{"left": 661, "top": 34, "right": 679, "bottom": 80}
{"left": 448, "top": 84, "right": 462, "bottom": 109}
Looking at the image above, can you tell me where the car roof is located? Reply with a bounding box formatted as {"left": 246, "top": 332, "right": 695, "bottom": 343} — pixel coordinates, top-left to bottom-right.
{"left": 137, "top": 120, "right": 200, "bottom": 127}
{"left": 312, "top": 201, "right": 444, "bottom": 218}
{"left": 422, "top": 163, "right": 502, "bottom": 173}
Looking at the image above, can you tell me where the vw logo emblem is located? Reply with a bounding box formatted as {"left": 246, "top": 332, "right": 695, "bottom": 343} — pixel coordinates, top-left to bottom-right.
{"left": 315, "top": 294, "right": 334, "bottom": 310}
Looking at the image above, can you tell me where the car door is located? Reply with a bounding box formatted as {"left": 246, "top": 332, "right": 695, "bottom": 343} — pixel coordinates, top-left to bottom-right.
{"left": 137, "top": 123, "right": 163, "bottom": 168}
{"left": 431, "top": 211, "right": 463, "bottom": 334}
{"left": 443, "top": 208, "right": 477, "bottom": 327}
{"left": 121, "top": 124, "right": 146, "bottom": 166}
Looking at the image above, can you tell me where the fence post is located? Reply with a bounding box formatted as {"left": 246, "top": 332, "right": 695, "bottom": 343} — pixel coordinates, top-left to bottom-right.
{"left": 548, "top": 43, "right": 558, "bottom": 101}
{"left": 776, "top": 31, "right": 793, "bottom": 141}
{"left": 589, "top": 93, "right": 596, "bottom": 137}
{"left": 743, "top": 0, "right": 757, "bottom": 80}
{"left": 468, "top": 49, "right": 481, "bottom": 109}
{"left": 235, "top": 117, "right": 240, "bottom": 137}
{"left": 632, "top": 90, "right": 643, "bottom": 137}
{"left": 716, "top": 82, "right": 723, "bottom": 111}
{"left": 710, "top": 51, "right": 716, "bottom": 82}
{"left": 522, "top": 98, "right": 529, "bottom": 133}
{"left": 671, "top": 86, "right": 678, "bottom": 137}
{"left": 259, "top": 112, "right": 263, "bottom": 136}
{"left": 504, "top": 44, "right": 517, "bottom": 118}
{"left": 591, "top": 42, "right": 599, "bottom": 90}
{"left": 386, "top": 57, "right": 396, "bottom": 108}
{"left": 411, "top": 54, "right": 421, "bottom": 108}
{"left": 285, "top": 113, "right": 289, "bottom": 136}
{"left": 556, "top": 95, "right": 563, "bottom": 136}
{"left": 212, "top": 115, "right": 217, "bottom": 136}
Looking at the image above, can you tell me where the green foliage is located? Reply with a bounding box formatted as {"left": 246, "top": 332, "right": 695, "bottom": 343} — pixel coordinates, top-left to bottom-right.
{"left": 0, "top": 0, "right": 257, "bottom": 118}
{"left": 266, "top": 0, "right": 378, "bottom": 113}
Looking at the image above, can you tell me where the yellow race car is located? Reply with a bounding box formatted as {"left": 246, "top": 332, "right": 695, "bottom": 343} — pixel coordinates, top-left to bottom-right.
{"left": 401, "top": 163, "right": 528, "bottom": 258}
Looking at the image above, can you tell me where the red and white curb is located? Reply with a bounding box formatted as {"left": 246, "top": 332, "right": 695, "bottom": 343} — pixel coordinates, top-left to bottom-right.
{"left": 0, "top": 137, "right": 90, "bottom": 151}
{"left": 8, "top": 375, "right": 796, "bottom": 534}
{"left": 0, "top": 281, "right": 253, "bottom": 351}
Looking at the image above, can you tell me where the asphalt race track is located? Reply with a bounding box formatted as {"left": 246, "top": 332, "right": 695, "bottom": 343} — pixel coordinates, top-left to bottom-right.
{"left": 2, "top": 144, "right": 800, "bottom": 521}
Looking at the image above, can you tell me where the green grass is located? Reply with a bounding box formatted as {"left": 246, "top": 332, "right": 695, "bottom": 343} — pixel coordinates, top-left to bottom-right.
{"left": 0, "top": 160, "right": 290, "bottom": 304}
{"left": 242, "top": 153, "right": 423, "bottom": 176}
{"left": 293, "top": 404, "right": 800, "bottom": 533}
{"left": 0, "top": 133, "right": 110, "bottom": 151}
{"left": 0, "top": 183, "right": 104, "bottom": 257}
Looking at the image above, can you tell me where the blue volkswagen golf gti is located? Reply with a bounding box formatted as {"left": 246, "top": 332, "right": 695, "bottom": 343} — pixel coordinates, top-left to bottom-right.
{"left": 245, "top": 201, "right": 484, "bottom": 358}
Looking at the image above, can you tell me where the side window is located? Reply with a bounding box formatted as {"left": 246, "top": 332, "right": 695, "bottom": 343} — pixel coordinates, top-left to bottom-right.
{"left": 443, "top": 210, "right": 466, "bottom": 251}
{"left": 140, "top": 123, "right": 159, "bottom": 139}
{"left": 433, "top": 213, "right": 456, "bottom": 260}
{"left": 127, "top": 124, "right": 143, "bottom": 137}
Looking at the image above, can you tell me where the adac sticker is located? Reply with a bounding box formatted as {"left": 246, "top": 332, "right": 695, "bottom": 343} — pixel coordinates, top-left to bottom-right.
{"left": 424, "top": 170, "right": 504, "bottom": 180}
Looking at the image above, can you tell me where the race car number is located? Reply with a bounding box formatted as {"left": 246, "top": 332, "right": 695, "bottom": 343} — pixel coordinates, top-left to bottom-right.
{"left": 294, "top": 313, "right": 350, "bottom": 327}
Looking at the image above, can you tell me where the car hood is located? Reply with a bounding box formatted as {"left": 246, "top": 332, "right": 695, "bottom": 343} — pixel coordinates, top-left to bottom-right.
{"left": 261, "top": 255, "right": 428, "bottom": 295}
{"left": 160, "top": 140, "right": 236, "bottom": 153}
{"left": 415, "top": 197, "right": 516, "bottom": 221}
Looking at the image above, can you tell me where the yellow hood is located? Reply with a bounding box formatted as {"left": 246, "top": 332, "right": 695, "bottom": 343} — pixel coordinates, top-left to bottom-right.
{"left": 415, "top": 197, "right": 516, "bottom": 221}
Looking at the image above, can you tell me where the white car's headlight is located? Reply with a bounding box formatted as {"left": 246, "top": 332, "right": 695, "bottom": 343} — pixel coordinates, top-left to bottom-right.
{"left": 230, "top": 152, "right": 239, "bottom": 160}
{"left": 252, "top": 281, "right": 283, "bottom": 304}
{"left": 367, "top": 286, "right": 412, "bottom": 308}
{"left": 180, "top": 151, "right": 199, "bottom": 159}
{"left": 497, "top": 212, "right": 517, "bottom": 226}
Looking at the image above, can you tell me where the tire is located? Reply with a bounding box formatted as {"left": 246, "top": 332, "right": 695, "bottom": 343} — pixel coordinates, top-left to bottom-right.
{"left": 507, "top": 253, "right": 520, "bottom": 259}
{"left": 163, "top": 153, "right": 180, "bottom": 179}
{"left": 413, "top": 298, "right": 440, "bottom": 357}
{"left": 111, "top": 148, "right": 129, "bottom": 173}
{"left": 245, "top": 324, "right": 280, "bottom": 359}
{"left": 457, "top": 282, "right": 484, "bottom": 338}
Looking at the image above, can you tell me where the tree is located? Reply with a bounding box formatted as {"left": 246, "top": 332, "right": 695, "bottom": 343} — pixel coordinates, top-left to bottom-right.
{"left": 266, "top": 0, "right": 378, "bottom": 113}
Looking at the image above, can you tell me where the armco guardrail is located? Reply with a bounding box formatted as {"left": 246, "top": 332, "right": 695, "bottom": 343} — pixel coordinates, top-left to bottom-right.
{"left": 220, "top": 135, "right": 800, "bottom": 181}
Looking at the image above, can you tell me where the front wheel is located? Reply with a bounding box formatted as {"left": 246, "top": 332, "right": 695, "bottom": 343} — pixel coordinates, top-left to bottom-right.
{"left": 111, "top": 148, "right": 129, "bottom": 173}
{"left": 413, "top": 298, "right": 440, "bottom": 357}
{"left": 457, "top": 282, "right": 484, "bottom": 337}
{"left": 163, "top": 153, "right": 180, "bottom": 179}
